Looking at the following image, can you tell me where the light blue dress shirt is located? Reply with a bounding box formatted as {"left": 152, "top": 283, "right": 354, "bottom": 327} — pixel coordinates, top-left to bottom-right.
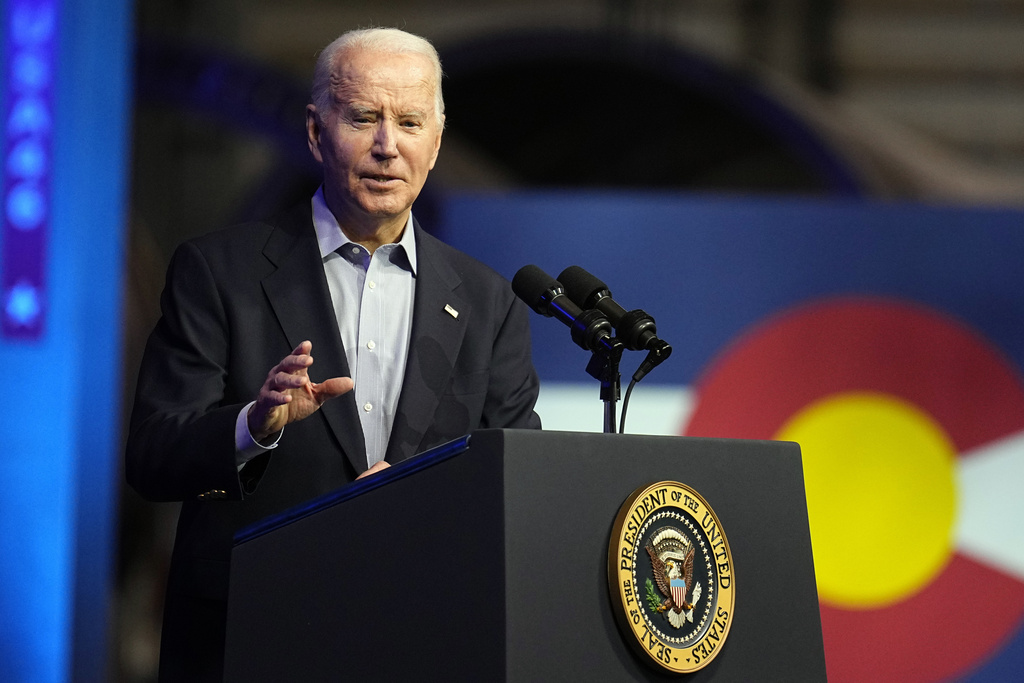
{"left": 235, "top": 187, "right": 416, "bottom": 469}
{"left": 313, "top": 188, "right": 416, "bottom": 467}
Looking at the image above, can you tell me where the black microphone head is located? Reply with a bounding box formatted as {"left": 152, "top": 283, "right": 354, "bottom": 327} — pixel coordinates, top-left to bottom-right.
{"left": 558, "top": 265, "right": 610, "bottom": 309}
{"left": 512, "top": 265, "right": 562, "bottom": 316}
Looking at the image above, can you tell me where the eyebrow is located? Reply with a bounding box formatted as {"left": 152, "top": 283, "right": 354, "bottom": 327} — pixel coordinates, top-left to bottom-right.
{"left": 345, "top": 104, "right": 428, "bottom": 120}
{"left": 346, "top": 105, "right": 378, "bottom": 118}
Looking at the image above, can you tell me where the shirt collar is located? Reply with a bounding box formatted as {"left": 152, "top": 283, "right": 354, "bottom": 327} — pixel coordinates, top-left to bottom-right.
{"left": 311, "top": 186, "right": 418, "bottom": 274}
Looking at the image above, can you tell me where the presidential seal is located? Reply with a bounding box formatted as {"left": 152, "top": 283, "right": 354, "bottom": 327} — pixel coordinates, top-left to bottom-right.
{"left": 608, "top": 481, "right": 735, "bottom": 674}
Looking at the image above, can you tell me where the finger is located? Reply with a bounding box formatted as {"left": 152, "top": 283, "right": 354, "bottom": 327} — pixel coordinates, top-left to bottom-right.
{"left": 356, "top": 459, "right": 390, "bottom": 480}
{"left": 271, "top": 341, "right": 314, "bottom": 374}
{"left": 274, "top": 353, "right": 314, "bottom": 374}
{"left": 259, "top": 389, "right": 293, "bottom": 406}
{"left": 270, "top": 371, "right": 309, "bottom": 391}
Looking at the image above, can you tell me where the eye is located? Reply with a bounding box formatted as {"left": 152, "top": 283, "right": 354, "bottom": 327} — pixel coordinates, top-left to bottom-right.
{"left": 347, "top": 108, "right": 377, "bottom": 125}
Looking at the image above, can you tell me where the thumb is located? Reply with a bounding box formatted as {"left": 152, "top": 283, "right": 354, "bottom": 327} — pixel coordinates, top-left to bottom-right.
{"left": 312, "top": 376, "right": 354, "bottom": 402}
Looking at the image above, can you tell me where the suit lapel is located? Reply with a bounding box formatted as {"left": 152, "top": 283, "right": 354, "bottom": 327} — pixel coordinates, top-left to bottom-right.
{"left": 386, "top": 225, "right": 471, "bottom": 463}
{"left": 260, "top": 204, "right": 368, "bottom": 473}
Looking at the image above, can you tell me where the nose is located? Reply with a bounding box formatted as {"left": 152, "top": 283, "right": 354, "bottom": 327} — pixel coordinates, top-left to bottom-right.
{"left": 371, "top": 120, "right": 399, "bottom": 159}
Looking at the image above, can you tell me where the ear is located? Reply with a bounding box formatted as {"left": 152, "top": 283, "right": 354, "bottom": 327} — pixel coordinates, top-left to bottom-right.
{"left": 306, "top": 104, "right": 324, "bottom": 164}
{"left": 428, "top": 114, "right": 444, "bottom": 171}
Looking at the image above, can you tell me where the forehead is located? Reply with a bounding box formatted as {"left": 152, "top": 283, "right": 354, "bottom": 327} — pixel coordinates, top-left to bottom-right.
{"left": 331, "top": 48, "right": 437, "bottom": 112}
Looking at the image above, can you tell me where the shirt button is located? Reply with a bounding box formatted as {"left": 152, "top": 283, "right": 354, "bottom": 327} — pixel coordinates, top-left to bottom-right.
{"left": 367, "top": 280, "right": 376, "bottom": 290}
{"left": 363, "top": 402, "right": 373, "bottom": 412}
{"left": 351, "top": 247, "right": 360, "bottom": 255}
{"left": 366, "top": 340, "right": 376, "bottom": 350}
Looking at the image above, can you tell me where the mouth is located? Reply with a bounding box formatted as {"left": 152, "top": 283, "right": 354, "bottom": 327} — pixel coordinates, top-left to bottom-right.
{"left": 362, "top": 174, "right": 402, "bottom": 185}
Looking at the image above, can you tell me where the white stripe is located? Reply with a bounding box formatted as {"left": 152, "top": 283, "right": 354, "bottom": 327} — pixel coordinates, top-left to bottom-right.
{"left": 955, "top": 429, "right": 1024, "bottom": 581}
{"left": 535, "top": 382, "right": 695, "bottom": 435}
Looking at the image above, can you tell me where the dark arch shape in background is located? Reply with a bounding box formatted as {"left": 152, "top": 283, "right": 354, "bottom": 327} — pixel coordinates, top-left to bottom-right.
{"left": 440, "top": 30, "right": 865, "bottom": 196}
{"left": 134, "top": 29, "right": 866, "bottom": 227}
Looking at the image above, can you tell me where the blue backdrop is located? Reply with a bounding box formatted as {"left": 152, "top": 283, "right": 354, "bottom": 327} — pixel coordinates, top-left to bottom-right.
{"left": 439, "top": 191, "right": 1024, "bottom": 682}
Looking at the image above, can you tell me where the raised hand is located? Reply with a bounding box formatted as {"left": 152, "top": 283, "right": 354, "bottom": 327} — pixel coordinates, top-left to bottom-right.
{"left": 247, "top": 340, "right": 353, "bottom": 442}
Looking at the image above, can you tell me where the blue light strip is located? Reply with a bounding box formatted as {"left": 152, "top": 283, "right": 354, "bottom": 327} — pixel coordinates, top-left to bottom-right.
{"left": 1, "top": 0, "right": 131, "bottom": 679}
{"left": 1, "top": 0, "right": 56, "bottom": 340}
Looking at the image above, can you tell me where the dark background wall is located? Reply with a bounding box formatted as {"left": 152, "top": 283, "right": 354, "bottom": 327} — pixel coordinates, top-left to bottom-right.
{"left": 119, "top": 1, "right": 1024, "bottom": 679}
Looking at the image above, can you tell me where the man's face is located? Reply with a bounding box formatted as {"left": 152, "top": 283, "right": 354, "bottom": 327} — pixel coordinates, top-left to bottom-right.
{"left": 306, "top": 48, "right": 443, "bottom": 233}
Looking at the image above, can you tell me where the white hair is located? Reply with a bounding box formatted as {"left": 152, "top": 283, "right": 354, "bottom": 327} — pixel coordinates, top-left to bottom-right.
{"left": 311, "top": 28, "right": 445, "bottom": 126}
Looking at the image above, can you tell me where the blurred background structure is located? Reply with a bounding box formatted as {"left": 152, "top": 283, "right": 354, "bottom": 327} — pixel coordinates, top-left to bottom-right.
{"left": 3, "top": 0, "right": 1024, "bottom": 680}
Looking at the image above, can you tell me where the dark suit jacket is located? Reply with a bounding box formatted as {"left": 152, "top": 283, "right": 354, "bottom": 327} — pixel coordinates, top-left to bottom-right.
{"left": 126, "top": 202, "right": 540, "bottom": 679}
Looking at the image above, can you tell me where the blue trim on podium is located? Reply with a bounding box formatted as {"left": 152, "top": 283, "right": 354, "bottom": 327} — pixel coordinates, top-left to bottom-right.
{"left": 234, "top": 434, "right": 472, "bottom": 545}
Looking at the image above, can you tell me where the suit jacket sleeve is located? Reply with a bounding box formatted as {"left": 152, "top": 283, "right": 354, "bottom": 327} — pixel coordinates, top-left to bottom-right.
{"left": 125, "top": 240, "right": 262, "bottom": 503}
{"left": 481, "top": 293, "right": 542, "bottom": 431}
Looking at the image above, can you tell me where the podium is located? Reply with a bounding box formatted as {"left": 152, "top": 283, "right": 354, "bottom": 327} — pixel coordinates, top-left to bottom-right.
{"left": 225, "top": 429, "right": 826, "bottom": 681}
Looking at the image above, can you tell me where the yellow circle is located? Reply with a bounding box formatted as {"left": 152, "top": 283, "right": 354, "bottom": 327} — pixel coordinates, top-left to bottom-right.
{"left": 775, "top": 392, "right": 957, "bottom": 609}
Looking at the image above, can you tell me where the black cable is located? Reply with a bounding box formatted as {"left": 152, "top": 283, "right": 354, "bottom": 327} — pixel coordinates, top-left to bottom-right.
{"left": 619, "top": 376, "right": 639, "bottom": 434}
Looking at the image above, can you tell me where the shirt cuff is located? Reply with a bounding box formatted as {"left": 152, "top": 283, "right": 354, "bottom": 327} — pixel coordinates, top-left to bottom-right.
{"left": 235, "top": 401, "right": 282, "bottom": 469}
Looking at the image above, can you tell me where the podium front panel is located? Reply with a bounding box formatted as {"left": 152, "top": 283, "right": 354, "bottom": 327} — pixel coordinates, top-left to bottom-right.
{"left": 486, "top": 430, "right": 824, "bottom": 682}
{"left": 227, "top": 429, "right": 825, "bottom": 682}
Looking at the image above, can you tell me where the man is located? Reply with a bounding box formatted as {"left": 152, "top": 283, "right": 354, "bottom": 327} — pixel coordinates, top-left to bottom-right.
{"left": 126, "top": 28, "right": 541, "bottom": 681}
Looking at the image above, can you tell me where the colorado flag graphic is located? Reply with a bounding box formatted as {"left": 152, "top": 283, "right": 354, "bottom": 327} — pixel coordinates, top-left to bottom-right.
{"left": 440, "top": 192, "right": 1024, "bottom": 682}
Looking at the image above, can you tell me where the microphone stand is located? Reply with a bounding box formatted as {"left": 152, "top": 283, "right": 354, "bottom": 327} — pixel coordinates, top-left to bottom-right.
{"left": 585, "top": 337, "right": 624, "bottom": 434}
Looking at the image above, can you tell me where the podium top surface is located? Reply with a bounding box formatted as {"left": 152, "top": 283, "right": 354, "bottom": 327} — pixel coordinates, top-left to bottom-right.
{"left": 234, "top": 429, "right": 801, "bottom": 546}
{"left": 233, "top": 433, "right": 471, "bottom": 545}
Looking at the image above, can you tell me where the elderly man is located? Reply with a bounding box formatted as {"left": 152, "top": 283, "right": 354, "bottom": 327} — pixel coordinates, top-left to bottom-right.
{"left": 127, "top": 28, "right": 541, "bottom": 681}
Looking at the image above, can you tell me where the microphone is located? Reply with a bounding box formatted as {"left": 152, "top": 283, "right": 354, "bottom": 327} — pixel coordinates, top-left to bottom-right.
{"left": 512, "top": 265, "right": 616, "bottom": 353}
{"left": 558, "top": 265, "right": 672, "bottom": 380}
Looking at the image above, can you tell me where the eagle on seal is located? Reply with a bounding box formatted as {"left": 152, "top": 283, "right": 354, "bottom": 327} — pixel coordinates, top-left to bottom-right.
{"left": 646, "top": 528, "right": 702, "bottom": 627}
